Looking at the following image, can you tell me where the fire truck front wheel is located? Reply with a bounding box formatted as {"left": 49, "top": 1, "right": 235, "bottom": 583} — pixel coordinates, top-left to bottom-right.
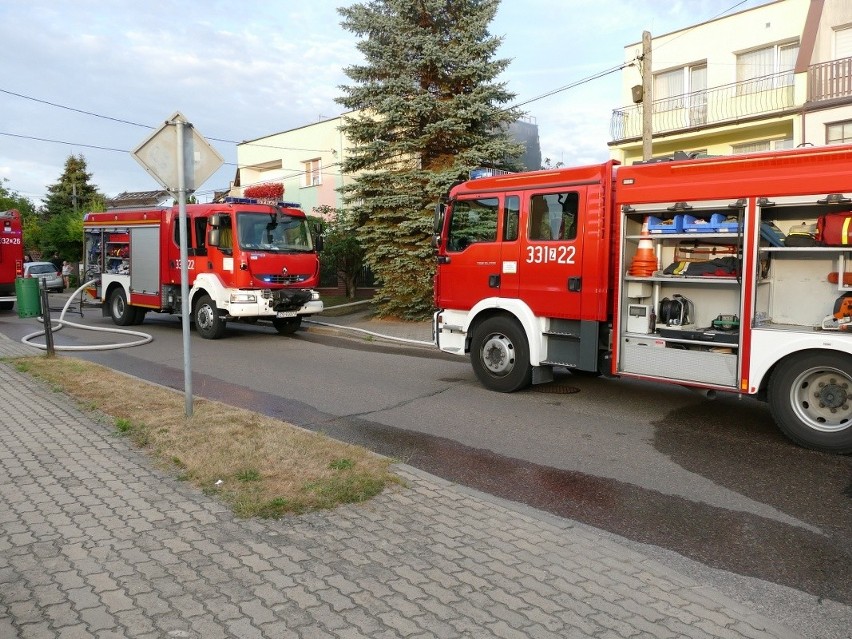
{"left": 194, "top": 295, "right": 227, "bottom": 339}
{"left": 470, "top": 316, "right": 532, "bottom": 393}
{"left": 768, "top": 351, "right": 852, "bottom": 454}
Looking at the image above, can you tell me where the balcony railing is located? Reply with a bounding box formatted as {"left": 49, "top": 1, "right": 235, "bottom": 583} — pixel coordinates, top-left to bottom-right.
{"left": 808, "top": 56, "right": 852, "bottom": 102}
{"left": 610, "top": 71, "right": 795, "bottom": 142}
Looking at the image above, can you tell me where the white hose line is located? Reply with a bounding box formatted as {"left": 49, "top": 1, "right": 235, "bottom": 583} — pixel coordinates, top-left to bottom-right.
{"left": 21, "top": 280, "right": 153, "bottom": 351}
{"left": 303, "top": 318, "right": 434, "bottom": 347}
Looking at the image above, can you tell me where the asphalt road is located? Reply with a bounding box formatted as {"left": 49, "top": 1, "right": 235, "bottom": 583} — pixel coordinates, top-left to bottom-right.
{"left": 2, "top": 303, "right": 850, "bottom": 637}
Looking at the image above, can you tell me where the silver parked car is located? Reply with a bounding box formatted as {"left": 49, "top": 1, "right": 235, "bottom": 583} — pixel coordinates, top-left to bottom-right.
{"left": 23, "top": 261, "right": 64, "bottom": 292}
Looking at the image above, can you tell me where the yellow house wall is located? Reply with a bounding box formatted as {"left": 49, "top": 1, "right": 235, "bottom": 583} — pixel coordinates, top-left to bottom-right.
{"left": 619, "top": 0, "right": 809, "bottom": 105}
{"left": 613, "top": 0, "right": 809, "bottom": 163}
{"left": 236, "top": 116, "right": 353, "bottom": 215}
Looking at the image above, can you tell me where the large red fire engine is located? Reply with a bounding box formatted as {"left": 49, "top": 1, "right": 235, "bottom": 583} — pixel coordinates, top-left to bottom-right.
{"left": 83, "top": 198, "right": 322, "bottom": 338}
{"left": 0, "top": 209, "right": 24, "bottom": 311}
{"left": 432, "top": 145, "right": 852, "bottom": 454}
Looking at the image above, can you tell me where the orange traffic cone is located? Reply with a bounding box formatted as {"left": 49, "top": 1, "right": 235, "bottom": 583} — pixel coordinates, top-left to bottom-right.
{"left": 828, "top": 272, "right": 852, "bottom": 286}
{"left": 628, "top": 217, "right": 658, "bottom": 277}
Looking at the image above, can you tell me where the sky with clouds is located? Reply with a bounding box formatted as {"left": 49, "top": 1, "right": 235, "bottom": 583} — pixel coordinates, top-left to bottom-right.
{"left": 0, "top": 0, "right": 768, "bottom": 206}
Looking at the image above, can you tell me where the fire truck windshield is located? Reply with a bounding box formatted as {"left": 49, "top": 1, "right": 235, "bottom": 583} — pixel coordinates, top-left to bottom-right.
{"left": 236, "top": 212, "right": 314, "bottom": 252}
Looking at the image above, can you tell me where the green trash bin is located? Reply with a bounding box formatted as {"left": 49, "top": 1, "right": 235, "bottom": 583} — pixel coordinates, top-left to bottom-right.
{"left": 15, "top": 276, "right": 41, "bottom": 318}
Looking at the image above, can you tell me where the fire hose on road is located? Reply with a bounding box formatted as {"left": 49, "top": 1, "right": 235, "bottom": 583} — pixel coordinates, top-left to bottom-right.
{"left": 20, "top": 279, "right": 153, "bottom": 351}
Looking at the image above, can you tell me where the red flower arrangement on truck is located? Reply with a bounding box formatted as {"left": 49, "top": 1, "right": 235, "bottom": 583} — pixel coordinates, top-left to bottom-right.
{"left": 244, "top": 182, "right": 284, "bottom": 200}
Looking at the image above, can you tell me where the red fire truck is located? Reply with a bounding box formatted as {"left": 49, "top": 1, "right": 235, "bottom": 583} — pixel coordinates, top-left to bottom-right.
{"left": 0, "top": 209, "right": 25, "bottom": 311}
{"left": 83, "top": 198, "right": 322, "bottom": 338}
{"left": 432, "top": 145, "right": 852, "bottom": 453}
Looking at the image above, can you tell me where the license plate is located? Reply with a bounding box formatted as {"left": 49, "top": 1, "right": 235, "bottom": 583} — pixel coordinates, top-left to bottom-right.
{"left": 276, "top": 311, "right": 297, "bottom": 318}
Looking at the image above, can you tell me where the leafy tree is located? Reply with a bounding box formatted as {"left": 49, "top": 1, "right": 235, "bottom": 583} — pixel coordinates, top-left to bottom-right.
{"left": 40, "top": 155, "right": 104, "bottom": 261}
{"left": 313, "top": 205, "right": 366, "bottom": 300}
{"left": 337, "top": 0, "right": 524, "bottom": 319}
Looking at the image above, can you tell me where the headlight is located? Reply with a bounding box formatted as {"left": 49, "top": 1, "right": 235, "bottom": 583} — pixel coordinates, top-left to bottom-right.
{"left": 230, "top": 293, "right": 257, "bottom": 304}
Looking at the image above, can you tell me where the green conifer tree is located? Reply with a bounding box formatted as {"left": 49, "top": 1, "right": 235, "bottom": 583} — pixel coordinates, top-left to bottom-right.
{"left": 337, "top": 0, "right": 524, "bottom": 319}
{"left": 41, "top": 155, "right": 104, "bottom": 260}
{"left": 42, "top": 155, "right": 102, "bottom": 218}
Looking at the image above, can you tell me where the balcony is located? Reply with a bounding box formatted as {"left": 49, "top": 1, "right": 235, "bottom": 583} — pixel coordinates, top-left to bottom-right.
{"left": 808, "top": 56, "right": 852, "bottom": 103}
{"left": 610, "top": 71, "right": 796, "bottom": 142}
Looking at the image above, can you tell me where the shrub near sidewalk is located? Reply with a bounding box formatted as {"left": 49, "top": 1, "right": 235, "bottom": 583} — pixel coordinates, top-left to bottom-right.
{"left": 14, "top": 356, "right": 399, "bottom": 518}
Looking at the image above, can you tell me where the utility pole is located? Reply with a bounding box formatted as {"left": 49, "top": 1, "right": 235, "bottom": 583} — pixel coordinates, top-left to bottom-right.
{"left": 642, "top": 30, "right": 653, "bottom": 161}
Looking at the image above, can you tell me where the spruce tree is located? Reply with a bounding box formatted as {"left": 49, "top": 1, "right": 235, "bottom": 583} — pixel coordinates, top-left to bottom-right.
{"left": 42, "top": 155, "right": 102, "bottom": 218}
{"left": 337, "top": 0, "right": 523, "bottom": 319}
{"left": 41, "top": 155, "right": 103, "bottom": 260}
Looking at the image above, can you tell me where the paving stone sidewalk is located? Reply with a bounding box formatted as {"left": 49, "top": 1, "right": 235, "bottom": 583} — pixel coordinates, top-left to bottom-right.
{"left": 0, "top": 336, "right": 803, "bottom": 639}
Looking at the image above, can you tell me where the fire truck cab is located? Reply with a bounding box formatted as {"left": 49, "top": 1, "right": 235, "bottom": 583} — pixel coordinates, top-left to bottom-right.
{"left": 0, "top": 209, "right": 24, "bottom": 311}
{"left": 433, "top": 146, "right": 852, "bottom": 454}
{"left": 83, "top": 198, "right": 322, "bottom": 338}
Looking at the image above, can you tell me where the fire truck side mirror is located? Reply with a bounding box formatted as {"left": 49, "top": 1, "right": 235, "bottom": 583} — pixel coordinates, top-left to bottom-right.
{"left": 209, "top": 228, "right": 221, "bottom": 247}
{"left": 433, "top": 202, "right": 445, "bottom": 234}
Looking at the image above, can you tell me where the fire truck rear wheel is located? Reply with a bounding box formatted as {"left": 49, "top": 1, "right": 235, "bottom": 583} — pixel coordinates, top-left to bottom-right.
{"left": 272, "top": 316, "right": 301, "bottom": 335}
{"left": 768, "top": 351, "right": 852, "bottom": 454}
{"left": 194, "top": 295, "right": 227, "bottom": 339}
{"left": 470, "top": 316, "right": 532, "bottom": 393}
{"left": 0, "top": 301, "right": 13, "bottom": 311}
{"left": 109, "top": 288, "right": 136, "bottom": 327}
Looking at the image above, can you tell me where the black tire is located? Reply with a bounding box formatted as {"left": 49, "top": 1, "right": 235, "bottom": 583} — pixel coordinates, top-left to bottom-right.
{"left": 470, "top": 316, "right": 532, "bottom": 392}
{"left": 131, "top": 308, "right": 147, "bottom": 326}
{"left": 194, "top": 294, "right": 226, "bottom": 339}
{"left": 768, "top": 351, "right": 852, "bottom": 454}
{"left": 109, "top": 288, "right": 136, "bottom": 326}
{"left": 0, "top": 301, "right": 13, "bottom": 311}
{"left": 272, "top": 316, "right": 301, "bottom": 335}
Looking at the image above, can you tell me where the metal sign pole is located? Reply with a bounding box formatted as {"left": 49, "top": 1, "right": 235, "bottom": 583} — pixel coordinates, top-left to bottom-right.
{"left": 175, "top": 119, "right": 193, "bottom": 418}
{"left": 131, "top": 110, "right": 222, "bottom": 420}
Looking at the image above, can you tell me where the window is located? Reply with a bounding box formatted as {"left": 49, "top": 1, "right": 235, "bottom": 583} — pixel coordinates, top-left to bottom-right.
{"left": 834, "top": 25, "right": 852, "bottom": 59}
{"left": 528, "top": 193, "right": 578, "bottom": 241}
{"left": 654, "top": 65, "right": 706, "bottom": 111}
{"left": 173, "top": 216, "right": 193, "bottom": 248}
{"left": 731, "top": 138, "right": 792, "bottom": 154}
{"left": 447, "top": 198, "right": 499, "bottom": 251}
{"left": 303, "top": 159, "right": 321, "bottom": 187}
{"left": 504, "top": 196, "right": 519, "bottom": 242}
{"left": 827, "top": 120, "right": 852, "bottom": 145}
{"left": 736, "top": 42, "right": 799, "bottom": 93}
{"left": 732, "top": 141, "right": 770, "bottom": 154}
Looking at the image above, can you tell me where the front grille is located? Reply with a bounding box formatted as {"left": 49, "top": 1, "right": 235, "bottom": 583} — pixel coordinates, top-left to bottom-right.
{"left": 255, "top": 274, "right": 310, "bottom": 285}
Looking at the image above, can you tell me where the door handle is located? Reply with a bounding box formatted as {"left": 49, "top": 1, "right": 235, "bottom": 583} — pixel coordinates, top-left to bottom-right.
{"left": 437, "top": 255, "right": 450, "bottom": 264}
{"left": 568, "top": 276, "right": 581, "bottom": 292}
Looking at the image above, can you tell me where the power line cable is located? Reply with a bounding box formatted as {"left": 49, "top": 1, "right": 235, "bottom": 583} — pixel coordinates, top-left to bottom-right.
{"left": 0, "top": 131, "right": 345, "bottom": 178}
{"left": 0, "top": 87, "right": 333, "bottom": 153}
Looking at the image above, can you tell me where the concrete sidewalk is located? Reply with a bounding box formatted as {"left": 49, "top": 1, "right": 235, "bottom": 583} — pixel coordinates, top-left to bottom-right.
{"left": 0, "top": 327, "right": 809, "bottom": 639}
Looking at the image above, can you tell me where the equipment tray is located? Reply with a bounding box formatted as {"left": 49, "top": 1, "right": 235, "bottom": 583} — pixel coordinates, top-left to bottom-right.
{"left": 657, "top": 326, "right": 739, "bottom": 344}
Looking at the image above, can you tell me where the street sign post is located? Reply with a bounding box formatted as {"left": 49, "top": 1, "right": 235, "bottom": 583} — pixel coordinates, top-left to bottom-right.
{"left": 131, "top": 112, "right": 223, "bottom": 417}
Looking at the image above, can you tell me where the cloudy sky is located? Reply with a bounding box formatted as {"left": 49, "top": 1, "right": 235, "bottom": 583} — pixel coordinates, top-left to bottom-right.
{"left": 1, "top": 0, "right": 767, "bottom": 206}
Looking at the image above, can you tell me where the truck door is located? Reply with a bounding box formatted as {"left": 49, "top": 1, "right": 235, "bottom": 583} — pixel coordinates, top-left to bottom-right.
{"left": 166, "top": 213, "right": 200, "bottom": 285}
{"left": 439, "top": 196, "right": 504, "bottom": 310}
{"left": 518, "top": 188, "right": 585, "bottom": 319}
